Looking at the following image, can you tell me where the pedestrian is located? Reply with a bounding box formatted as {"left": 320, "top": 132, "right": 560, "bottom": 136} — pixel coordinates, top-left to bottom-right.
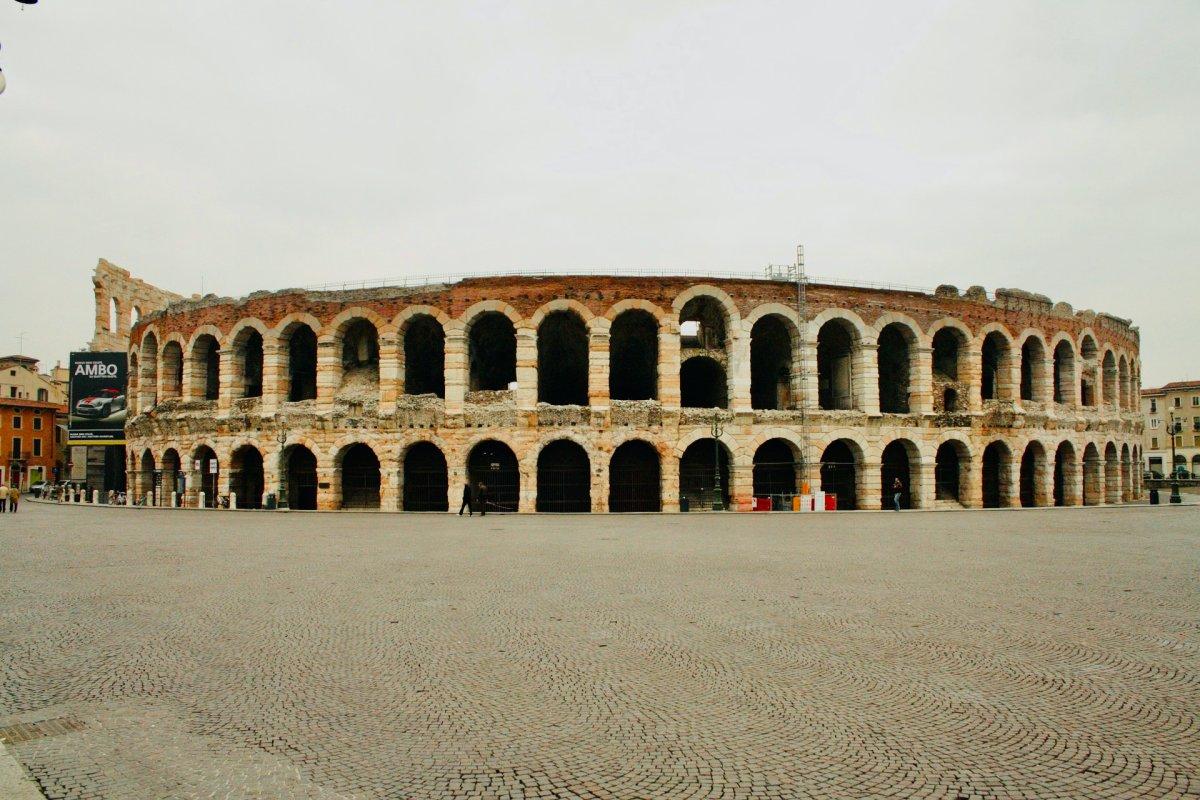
{"left": 477, "top": 483, "right": 489, "bottom": 517}
{"left": 892, "top": 476, "right": 904, "bottom": 512}
{"left": 0, "top": 484, "right": 8, "bottom": 513}
{"left": 8, "top": 485, "right": 18, "bottom": 514}
{"left": 458, "top": 481, "right": 473, "bottom": 516}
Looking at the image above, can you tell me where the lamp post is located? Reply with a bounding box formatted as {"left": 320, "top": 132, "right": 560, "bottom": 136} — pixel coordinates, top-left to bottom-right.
{"left": 276, "top": 428, "right": 289, "bottom": 509}
{"left": 711, "top": 411, "right": 724, "bottom": 511}
{"left": 1169, "top": 411, "right": 1182, "bottom": 504}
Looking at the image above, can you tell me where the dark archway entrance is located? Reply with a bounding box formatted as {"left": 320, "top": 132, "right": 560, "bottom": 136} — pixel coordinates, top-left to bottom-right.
{"left": 750, "top": 316, "right": 794, "bottom": 410}
{"left": 193, "top": 445, "right": 218, "bottom": 507}
{"left": 817, "top": 320, "right": 855, "bottom": 410}
{"left": 469, "top": 313, "right": 517, "bottom": 392}
{"left": 934, "top": 441, "right": 966, "bottom": 504}
{"left": 536, "top": 440, "right": 591, "bottom": 512}
{"left": 679, "top": 439, "right": 731, "bottom": 511}
{"left": 609, "top": 311, "right": 658, "bottom": 401}
{"left": 403, "top": 442, "right": 449, "bottom": 511}
{"left": 404, "top": 316, "right": 446, "bottom": 397}
{"left": 467, "top": 440, "right": 519, "bottom": 513}
{"left": 285, "top": 445, "right": 318, "bottom": 510}
{"left": 286, "top": 323, "right": 319, "bottom": 402}
{"left": 877, "top": 324, "right": 913, "bottom": 413}
{"left": 820, "top": 440, "right": 858, "bottom": 510}
{"left": 339, "top": 443, "right": 380, "bottom": 509}
{"left": 231, "top": 445, "right": 264, "bottom": 509}
{"left": 982, "top": 441, "right": 1010, "bottom": 508}
{"left": 608, "top": 440, "right": 661, "bottom": 512}
{"left": 680, "top": 357, "right": 727, "bottom": 408}
{"left": 880, "top": 440, "right": 914, "bottom": 509}
{"left": 537, "top": 312, "right": 589, "bottom": 406}
{"left": 752, "top": 439, "right": 799, "bottom": 507}
{"left": 1019, "top": 442, "right": 1047, "bottom": 507}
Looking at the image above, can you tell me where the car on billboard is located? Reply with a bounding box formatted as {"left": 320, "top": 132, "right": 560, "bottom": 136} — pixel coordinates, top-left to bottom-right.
{"left": 74, "top": 388, "right": 127, "bottom": 419}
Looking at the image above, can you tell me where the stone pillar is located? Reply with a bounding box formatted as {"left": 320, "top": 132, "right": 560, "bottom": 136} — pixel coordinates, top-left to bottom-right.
{"left": 1034, "top": 451, "right": 1054, "bottom": 507}
{"left": 729, "top": 327, "right": 752, "bottom": 414}
{"left": 447, "top": 458, "right": 467, "bottom": 513}
{"left": 380, "top": 465, "right": 401, "bottom": 511}
{"left": 911, "top": 458, "right": 935, "bottom": 509}
{"left": 858, "top": 460, "right": 882, "bottom": 510}
{"left": 444, "top": 326, "right": 467, "bottom": 417}
{"left": 591, "top": 453, "right": 608, "bottom": 513}
{"left": 137, "top": 362, "right": 156, "bottom": 412}
{"left": 261, "top": 341, "right": 282, "bottom": 415}
{"left": 962, "top": 456, "right": 983, "bottom": 508}
{"left": 1002, "top": 454, "right": 1020, "bottom": 508}
{"left": 856, "top": 342, "right": 880, "bottom": 413}
{"left": 515, "top": 326, "right": 538, "bottom": 412}
{"left": 589, "top": 323, "right": 611, "bottom": 411}
{"left": 1036, "top": 352, "right": 1054, "bottom": 405}
{"left": 317, "top": 464, "right": 338, "bottom": 510}
{"left": 517, "top": 462, "right": 536, "bottom": 513}
{"left": 1105, "top": 459, "right": 1120, "bottom": 505}
{"left": 1064, "top": 458, "right": 1083, "bottom": 506}
{"left": 798, "top": 336, "right": 819, "bottom": 411}
{"left": 1121, "top": 456, "right": 1133, "bottom": 503}
{"left": 729, "top": 448, "right": 753, "bottom": 509}
{"left": 912, "top": 346, "right": 934, "bottom": 414}
{"left": 1083, "top": 457, "right": 1102, "bottom": 506}
{"left": 316, "top": 337, "right": 339, "bottom": 412}
{"left": 378, "top": 332, "right": 400, "bottom": 415}
{"left": 965, "top": 349, "right": 983, "bottom": 412}
{"left": 661, "top": 453, "right": 680, "bottom": 513}
{"left": 659, "top": 323, "right": 681, "bottom": 409}
{"left": 217, "top": 348, "right": 234, "bottom": 412}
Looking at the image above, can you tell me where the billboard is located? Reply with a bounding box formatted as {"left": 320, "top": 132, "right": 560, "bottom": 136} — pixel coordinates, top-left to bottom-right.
{"left": 68, "top": 352, "right": 128, "bottom": 444}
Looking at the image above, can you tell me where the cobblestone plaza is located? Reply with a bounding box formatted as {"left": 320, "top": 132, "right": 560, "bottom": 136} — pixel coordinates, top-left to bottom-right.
{"left": 2, "top": 504, "right": 1197, "bottom": 799}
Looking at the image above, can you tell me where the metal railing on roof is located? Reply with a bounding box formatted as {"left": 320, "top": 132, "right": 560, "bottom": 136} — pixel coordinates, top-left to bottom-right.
{"left": 302, "top": 267, "right": 937, "bottom": 296}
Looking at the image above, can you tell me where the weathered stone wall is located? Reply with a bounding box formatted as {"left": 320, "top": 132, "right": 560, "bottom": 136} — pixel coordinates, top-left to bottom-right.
{"left": 121, "top": 275, "right": 1144, "bottom": 512}
{"left": 90, "top": 259, "right": 185, "bottom": 353}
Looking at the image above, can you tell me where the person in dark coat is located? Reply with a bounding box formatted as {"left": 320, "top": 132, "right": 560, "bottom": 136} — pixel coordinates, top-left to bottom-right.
{"left": 892, "top": 476, "right": 904, "bottom": 512}
{"left": 477, "top": 483, "right": 489, "bottom": 516}
{"left": 458, "top": 482, "right": 473, "bottom": 516}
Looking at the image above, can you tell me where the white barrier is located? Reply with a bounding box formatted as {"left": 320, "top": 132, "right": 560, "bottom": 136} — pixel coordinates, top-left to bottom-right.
{"left": 229, "top": 492, "right": 237, "bottom": 510}
{"left": 199, "top": 491, "right": 206, "bottom": 509}
{"left": 92, "top": 490, "right": 99, "bottom": 504}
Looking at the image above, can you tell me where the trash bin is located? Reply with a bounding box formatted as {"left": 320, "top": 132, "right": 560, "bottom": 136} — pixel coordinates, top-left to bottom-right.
{"left": 1149, "top": 489, "right": 1159, "bottom": 505}
{"left": 680, "top": 497, "right": 690, "bottom": 512}
{"left": 265, "top": 493, "right": 277, "bottom": 510}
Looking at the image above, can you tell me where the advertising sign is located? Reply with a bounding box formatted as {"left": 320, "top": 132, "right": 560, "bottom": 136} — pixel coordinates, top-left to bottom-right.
{"left": 68, "top": 352, "right": 128, "bottom": 444}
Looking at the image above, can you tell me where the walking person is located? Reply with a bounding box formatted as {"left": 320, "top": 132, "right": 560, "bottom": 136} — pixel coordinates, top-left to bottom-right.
{"left": 892, "top": 476, "right": 904, "bottom": 512}
{"left": 0, "top": 484, "right": 8, "bottom": 513}
{"left": 477, "top": 483, "right": 489, "bottom": 517}
{"left": 8, "top": 485, "right": 18, "bottom": 514}
{"left": 458, "top": 481, "right": 473, "bottom": 516}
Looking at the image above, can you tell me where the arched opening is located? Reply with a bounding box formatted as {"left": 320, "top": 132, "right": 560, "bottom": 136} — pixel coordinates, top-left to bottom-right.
{"left": 1053, "top": 441, "right": 1077, "bottom": 507}
{"left": 338, "top": 443, "right": 380, "bottom": 509}
{"left": 128, "top": 353, "right": 139, "bottom": 415}
{"left": 338, "top": 319, "right": 379, "bottom": 399}
{"left": 140, "top": 332, "right": 159, "bottom": 408}
{"left": 161, "top": 341, "right": 183, "bottom": 400}
{"left": 608, "top": 440, "right": 661, "bottom": 512}
{"left": 108, "top": 298, "right": 119, "bottom": 333}
{"left": 1053, "top": 340, "right": 1075, "bottom": 404}
{"left": 537, "top": 311, "right": 589, "bottom": 406}
{"left": 877, "top": 323, "right": 914, "bottom": 413}
{"left": 1118, "top": 355, "right": 1130, "bottom": 411}
{"left": 131, "top": 306, "right": 141, "bottom": 328}
{"left": 750, "top": 315, "right": 795, "bottom": 410}
{"left": 1080, "top": 336, "right": 1098, "bottom": 407}
{"left": 817, "top": 319, "right": 855, "bottom": 410}
{"left": 679, "top": 296, "right": 728, "bottom": 351}
{"left": 1020, "top": 337, "right": 1047, "bottom": 402}
{"left": 981, "top": 331, "right": 1010, "bottom": 401}
{"left": 880, "top": 439, "right": 917, "bottom": 509}
{"left": 1192, "top": 455, "right": 1200, "bottom": 480}
{"left": 230, "top": 445, "right": 264, "bottom": 509}
{"left": 285, "top": 323, "right": 318, "bottom": 402}
{"left": 191, "top": 334, "right": 221, "bottom": 401}
{"left": 680, "top": 357, "right": 728, "bottom": 409}
{"left": 943, "top": 388, "right": 959, "bottom": 412}
{"left": 233, "top": 328, "right": 264, "bottom": 399}
{"left": 139, "top": 449, "right": 157, "bottom": 505}
{"left": 934, "top": 440, "right": 969, "bottom": 505}
{"left": 403, "top": 315, "right": 445, "bottom": 398}
{"left": 609, "top": 310, "right": 658, "bottom": 401}
{"left": 1121, "top": 443, "right": 1132, "bottom": 501}
{"left": 403, "top": 442, "right": 449, "bottom": 511}
{"left": 161, "top": 449, "right": 182, "bottom": 505}
{"left": 1102, "top": 351, "right": 1117, "bottom": 409}
{"left": 819, "top": 440, "right": 859, "bottom": 510}
{"left": 193, "top": 445, "right": 218, "bottom": 507}
{"left": 1104, "top": 442, "right": 1120, "bottom": 504}
{"left": 679, "top": 438, "right": 731, "bottom": 511}
{"left": 468, "top": 312, "right": 517, "bottom": 392}
{"left": 1174, "top": 454, "right": 1187, "bottom": 479}
{"left": 536, "top": 440, "right": 591, "bottom": 512}
{"left": 467, "top": 440, "right": 520, "bottom": 513}
{"left": 932, "top": 327, "right": 967, "bottom": 413}
{"left": 981, "top": 441, "right": 1012, "bottom": 508}
{"left": 284, "top": 445, "right": 318, "bottom": 510}
{"left": 1082, "top": 442, "right": 1103, "bottom": 505}
{"left": 752, "top": 438, "right": 800, "bottom": 504}
{"left": 1019, "top": 441, "right": 1048, "bottom": 507}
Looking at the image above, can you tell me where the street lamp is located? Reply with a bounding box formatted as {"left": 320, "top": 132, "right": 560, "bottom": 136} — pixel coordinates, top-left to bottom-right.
{"left": 1168, "top": 411, "right": 1182, "bottom": 504}
{"left": 276, "top": 428, "right": 289, "bottom": 509}
{"left": 711, "top": 412, "right": 724, "bottom": 511}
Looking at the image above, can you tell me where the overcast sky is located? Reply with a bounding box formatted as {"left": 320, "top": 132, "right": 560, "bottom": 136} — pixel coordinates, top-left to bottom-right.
{"left": 2, "top": 1, "right": 1196, "bottom": 385}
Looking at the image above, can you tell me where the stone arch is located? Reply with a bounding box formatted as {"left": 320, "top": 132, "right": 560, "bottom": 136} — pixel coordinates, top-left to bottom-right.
{"left": 463, "top": 303, "right": 518, "bottom": 393}
{"left": 277, "top": 315, "right": 320, "bottom": 402}
{"left": 537, "top": 308, "right": 589, "bottom": 406}
{"left": 535, "top": 438, "right": 592, "bottom": 512}
{"left": 680, "top": 356, "right": 727, "bottom": 409}
{"left": 230, "top": 442, "right": 265, "bottom": 509}
{"left": 1051, "top": 334, "right": 1076, "bottom": 405}
{"left": 1104, "top": 441, "right": 1121, "bottom": 504}
{"left": 815, "top": 314, "right": 862, "bottom": 410}
{"left": 876, "top": 318, "right": 921, "bottom": 413}
{"left": 334, "top": 441, "right": 381, "bottom": 510}
{"left": 528, "top": 298, "right": 596, "bottom": 328}
{"left": 187, "top": 327, "right": 223, "bottom": 402}
{"left": 752, "top": 437, "right": 803, "bottom": 502}
{"left": 1120, "top": 442, "right": 1133, "bottom": 502}
{"left": 880, "top": 437, "right": 921, "bottom": 510}
{"left": 678, "top": 437, "right": 733, "bottom": 511}
{"left": 1019, "top": 440, "right": 1050, "bottom": 507}
{"left": 402, "top": 440, "right": 449, "bottom": 512}
{"left": 108, "top": 297, "right": 119, "bottom": 333}
{"left": 977, "top": 325, "right": 1014, "bottom": 401}
{"left": 1054, "top": 440, "right": 1079, "bottom": 506}
{"left": 139, "top": 331, "right": 160, "bottom": 408}
{"left": 610, "top": 308, "right": 659, "bottom": 401}
{"left": 604, "top": 298, "right": 669, "bottom": 323}
{"left": 1016, "top": 330, "right": 1050, "bottom": 403}
{"left": 819, "top": 437, "right": 865, "bottom": 511}
{"left": 981, "top": 440, "right": 1014, "bottom": 508}
{"left": 750, "top": 312, "right": 799, "bottom": 410}
{"left": 1078, "top": 332, "right": 1100, "bottom": 407}
{"left": 608, "top": 439, "right": 661, "bottom": 512}
{"left": 934, "top": 437, "right": 972, "bottom": 506}
{"left": 671, "top": 284, "right": 741, "bottom": 330}
{"left": 282, "top": 443, "right": 319, "bottom": 510}
{"left": 1101, "top": 348, "right": 1118, "bottom": 409}
{"left": 159, "top": 335, "right": 185, "bottom": 400}
{"left": 466, "top": 438, "right": 521, "bottom": 513}
{"left": 1082, "top": 441, "right": 1103, "bottom": 505}
{"left": 400, "top": 312, "right": 446, "bottom": 398}
{"left": 228, "top": 318, "right": 269, "bottom": 400}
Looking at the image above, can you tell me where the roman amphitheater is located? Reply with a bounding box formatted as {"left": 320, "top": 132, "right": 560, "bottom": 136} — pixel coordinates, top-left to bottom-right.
{"left": 99, "top": 261, "right": 1144, "bottom": 513}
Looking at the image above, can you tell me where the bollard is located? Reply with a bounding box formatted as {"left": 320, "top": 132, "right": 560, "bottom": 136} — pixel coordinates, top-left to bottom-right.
{"left": 229, "top": 492, "right": 237, "bottom": 510}
{"left": 172, "top": 492, "right": 179, "bottom": 508}
{"left": 127, "top": 492, "right": 133, "bottom": 507}
{"left": 199, "top": 491, "right": 206, "bottom": 509}
{"left": 92, "top": 490, "right": 99, "bottom": 504}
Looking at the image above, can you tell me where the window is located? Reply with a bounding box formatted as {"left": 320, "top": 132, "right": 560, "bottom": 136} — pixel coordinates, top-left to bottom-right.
{"left": 1151, "top": 437, "right": 1158, "bottom": 449}
{"left": 32, "top": 438, "right": 42, "bottom": 457}
{"left": 33, "top": 416, "right": 42, "bottom": 431}
{"left": 10, "top": 438, "right": 20, "bottom": 458}
{"left": 11, "top": 414, "right": 20, "bottom": 430}
{"left": 7, "top": 387, "right": 14, "bottom": 398}
{"left": 1150, "top": 398, "right": 1158, "bottom": 412}
{"left": 1176, "top": 436, "right": 1184, "bottom": 448}
{"left": 1150, "top": 418, "right": 1159, "bottom": 429}
{"left": 1194, "top": 396, "right": 1199, "bottom": 406}
{"left": 37, "top": 388, "right": 48, "bottom": 402}
{"left": 1174, "top": 396, "right": 1182, "bottom": 408}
